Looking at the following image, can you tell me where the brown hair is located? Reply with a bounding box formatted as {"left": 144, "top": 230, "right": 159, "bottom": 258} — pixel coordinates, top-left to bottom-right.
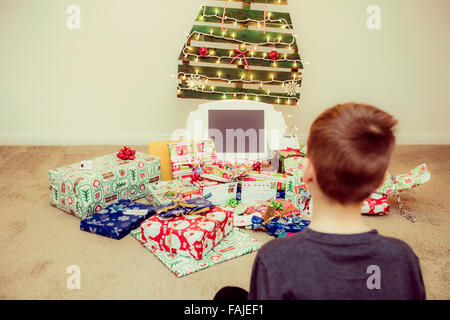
{"left": 307, "top": 103, "right": 398, "bottom": 204}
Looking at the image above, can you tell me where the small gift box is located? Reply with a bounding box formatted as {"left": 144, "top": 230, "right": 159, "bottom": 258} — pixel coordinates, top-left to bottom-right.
{"left": 155, "top": 197, "right": 214, "bottom": 219}
{"left": 80, "top": 200, "right": 156, "bottom": 240}
{"left": 168, "top": 140, "right": 219, "bottom": 179}
{"left": 140, "top": 206, "right": 234, "bottom": 260}
{"left": 361, "top": 193, "right": 390, "bottom": 215}
{"left": 145, "top": 178, "right": 201, "bottom": 206}
{"left": 283, "top": 156, "right": 305, "bottom": 178}
{"left": 278, "top": 147, "right": 306, "bottom": 173}
{"left": 201, "top": 165, "right": 234, "bottom": 182}
{"left": 251, "top": 215, "right": 310, "bottom": 237}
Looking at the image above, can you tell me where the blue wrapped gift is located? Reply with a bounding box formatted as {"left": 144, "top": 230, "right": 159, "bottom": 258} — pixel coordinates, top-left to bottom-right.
{"left": 80, "top": 200, "right": 157, "bottom": 240}
{"left": 251, "top": 215, "right": 310, "bottom": 237}
{"left": 156, "top": 197, "right": 214, "bottom": 218}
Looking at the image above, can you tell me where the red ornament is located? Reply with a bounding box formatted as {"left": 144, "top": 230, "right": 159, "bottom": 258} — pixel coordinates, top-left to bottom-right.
{"left": 117, "top": 146, "right": 136, "bottom": 160}
{"left": 269, "top": 50, "right": 279, "bottom": 60}
{"left": 199, "top": 47, "right": 209, "bottom": 56}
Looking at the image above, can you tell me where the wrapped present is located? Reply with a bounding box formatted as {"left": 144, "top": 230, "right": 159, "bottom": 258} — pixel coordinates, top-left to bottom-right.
{"left": 168, "top": 140, "right": 218, "bottom": 179}
{"left": 251, "top": 215, "right": 311, "bottom": 237}
{"left": 278, "top": 146, "right": 306, "bottom": 173}
{"left": 376, "top": 164, "right": 430, "bottom": 195}
{"left": 283, "top": 156, "right": 305, "bottom": 178}
{"left": 155, "top": 197, "right": 214, "bottom": 219}
{"left": 48, "top": 152, "right": 161, "bottom": 219}
{"left": 145, "top": 178, "right": 201, "bottom": 206}
{"left": 80, "top": 200, "right": 156, "bottom": 240}
{"left": 285, "top": 176, "right": 311, "bottom": 217}
{"left": 193, "top": 179, "right": 238, "bottom": 206}
{"left": 140, "top": 206, "right": 234, "bottom": 260}
{"left": 242, "top": 171, "right": 289, "bottom": 191}
{"left": 131, "top": 227, "right": 261, "bottom": 277}
{"left": 201, "top": 165, "right": 234, "bottom": 182}
{"left": 361, "top": 193, "right": 390, "bottom": 216}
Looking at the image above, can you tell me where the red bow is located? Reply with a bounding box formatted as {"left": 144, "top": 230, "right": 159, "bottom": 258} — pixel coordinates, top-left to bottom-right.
{"left": 190, "top": 174, "right": 204, "bottom": 184}
{"left": 117, "top": 146, "right": 136, "bottom": 160}
{"left": 230, "top": 49, "right": 250, "bottom": 70}
{"left": 252, "top": 161, "right": 262, "bottom": 172}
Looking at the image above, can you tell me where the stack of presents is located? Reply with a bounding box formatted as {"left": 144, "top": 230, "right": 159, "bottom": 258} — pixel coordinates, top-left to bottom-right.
{"left": 48, "top": 141, "right": 431, "bottom": 277}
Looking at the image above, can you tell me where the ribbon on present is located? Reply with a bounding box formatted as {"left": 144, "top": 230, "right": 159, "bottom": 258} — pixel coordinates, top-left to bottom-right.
{"left": 225, "top": 198, "right": 240, "bottom": 208}
{"left": 156, "top": 198, "right": 213, "bottom": 218}
{"left": 252, "top": 161, "right": 262, "bottom": 172}
{"left": 230, "top": 49, "right": 250, "bottom": 71}
{"left": 117, "top": 146, "right": 136, "bottom": 160}
{"left": 280, "top": 147, "right": 304, "bottom": 157}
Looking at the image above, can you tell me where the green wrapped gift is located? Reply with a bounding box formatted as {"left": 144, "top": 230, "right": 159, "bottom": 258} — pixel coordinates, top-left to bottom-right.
{"left": 48, "top": 152, "right": 161, "bottom": 219}
{"left": 278, "top": 146, "right": 306, "bottom": 173}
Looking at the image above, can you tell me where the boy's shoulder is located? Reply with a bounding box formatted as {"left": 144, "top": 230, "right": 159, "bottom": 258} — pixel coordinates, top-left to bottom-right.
{"left": 257, "top": 229, "right": 419, "bottom": 263}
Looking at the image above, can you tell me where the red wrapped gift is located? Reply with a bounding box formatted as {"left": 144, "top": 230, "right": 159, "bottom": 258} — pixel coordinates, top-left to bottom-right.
{"left": 361, "top": 193, "right": 390, "bottom": 215}
{"left": 140, "top": 206, "right": 234, "bottom": 260}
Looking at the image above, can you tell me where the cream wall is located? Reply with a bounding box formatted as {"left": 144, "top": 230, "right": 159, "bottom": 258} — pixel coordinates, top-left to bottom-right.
{"left": 0, "top": 0, "right": 449, "bottom": 145}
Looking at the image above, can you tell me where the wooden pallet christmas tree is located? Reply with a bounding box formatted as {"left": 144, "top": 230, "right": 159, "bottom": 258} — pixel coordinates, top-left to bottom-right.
{"left": 177, "top": 0, "right": 303, "bottom": 106}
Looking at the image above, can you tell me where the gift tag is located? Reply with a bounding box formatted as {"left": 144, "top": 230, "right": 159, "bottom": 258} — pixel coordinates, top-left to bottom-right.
{"left": 78, "top": 160, "right": 94, "bottom": 170}
{"left": 123, "top": 209, "right": 148, "bottom": 216}
{"left": 202, "top": 182, "right": 238, "bottom": 206}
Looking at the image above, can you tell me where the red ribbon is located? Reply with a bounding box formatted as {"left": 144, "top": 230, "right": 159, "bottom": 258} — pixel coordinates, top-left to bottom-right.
{"left": 281, "top": 147, "right": 302, "bottom": 156}
{"left": 221, "top": 1, "right": 229, "bottom": 32}
{"left": 190, "top": 173, "right": 204, "bottom": 184}
{"left": 252, "top": 161, "right": 262, "bottom": 172}
{"left": 117, "top": 146, "right": 136, "bottom": 160}
{"left": 230, "top": 49, "right": 250, "bottom": 70}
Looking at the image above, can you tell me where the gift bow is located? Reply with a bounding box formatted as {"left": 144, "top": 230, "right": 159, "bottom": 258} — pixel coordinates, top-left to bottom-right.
{"left": 117, "top": 146, "right": 136, "bottom": 160}
{"left": 230, "top": 49, "right": 250, "bottom": 71}
{"left": 281, "top": 147, "right": 303, "bottom": 157}
{"left": 156, "top": 200, "right": 210, "bottom": 217}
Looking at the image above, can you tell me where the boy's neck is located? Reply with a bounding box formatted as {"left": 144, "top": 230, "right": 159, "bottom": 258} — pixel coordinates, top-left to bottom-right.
{"left": 308, "top": 196, "right": 372, "bottom": 235}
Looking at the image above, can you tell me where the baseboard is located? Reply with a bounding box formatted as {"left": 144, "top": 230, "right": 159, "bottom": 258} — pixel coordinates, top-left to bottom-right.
{"left": 1, "top": 133, "right": 450, "bottom": 146}
{"left": 0, "top": 134, "right": 173, "bottom": 146}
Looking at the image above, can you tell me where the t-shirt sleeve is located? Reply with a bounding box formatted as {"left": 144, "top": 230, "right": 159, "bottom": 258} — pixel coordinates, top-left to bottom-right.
{"left": 247, "top": 253, "right": 273, "bottom": 300}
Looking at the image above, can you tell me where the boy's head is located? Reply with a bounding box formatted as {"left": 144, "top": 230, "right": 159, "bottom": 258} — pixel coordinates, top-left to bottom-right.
{"left": 304, "top": 103, "right": 398, "bottom": 205}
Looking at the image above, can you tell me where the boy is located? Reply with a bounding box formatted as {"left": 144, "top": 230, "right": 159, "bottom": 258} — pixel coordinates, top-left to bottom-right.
{"left": 215, "top": 103, "right": 425, "bottom": 300}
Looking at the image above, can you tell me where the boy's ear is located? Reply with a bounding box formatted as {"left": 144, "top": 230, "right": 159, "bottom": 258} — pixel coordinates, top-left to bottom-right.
{"left": 303, "top": 157, "right": 314, "bottom": 184}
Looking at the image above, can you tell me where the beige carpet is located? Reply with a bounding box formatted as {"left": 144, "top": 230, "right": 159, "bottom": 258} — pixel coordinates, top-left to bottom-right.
{"left": 0, "top": 145, "right": 449, "bottom": 300}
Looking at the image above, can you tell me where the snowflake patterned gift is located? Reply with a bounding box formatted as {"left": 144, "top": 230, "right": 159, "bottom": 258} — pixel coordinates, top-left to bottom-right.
{"left": 168, "top": 140, "right": 219, "bottom": 179}
{"left": 80, "top": 200, "right": 157, "bottom": 240}
{"left": 145, "top": 178, "right": 201, "bottom": 206}
{"left": 140, "top": 206, "right": 234, "bottom": 260}
{"left": 48, "top": 152, "right": 161, "bottom": 219}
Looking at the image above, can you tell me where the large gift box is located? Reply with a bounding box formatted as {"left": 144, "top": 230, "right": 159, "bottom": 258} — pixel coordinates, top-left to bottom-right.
{"left": 80, "top": 200, "right": 156, "bottom": 240}
{"left": 48, "top": 152, "right": 161, "bottom": 219}
{"left": 140, "top": 206, "right": 234, "bottom": 260}
{"left": 145, "top": 178, "right": 201, "bottom": 206}
{"left": 131, "top": 227, "right": 261, "bottom": 277}
{"left": 168, "top": 140, "right": 218, "bottom": 179}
